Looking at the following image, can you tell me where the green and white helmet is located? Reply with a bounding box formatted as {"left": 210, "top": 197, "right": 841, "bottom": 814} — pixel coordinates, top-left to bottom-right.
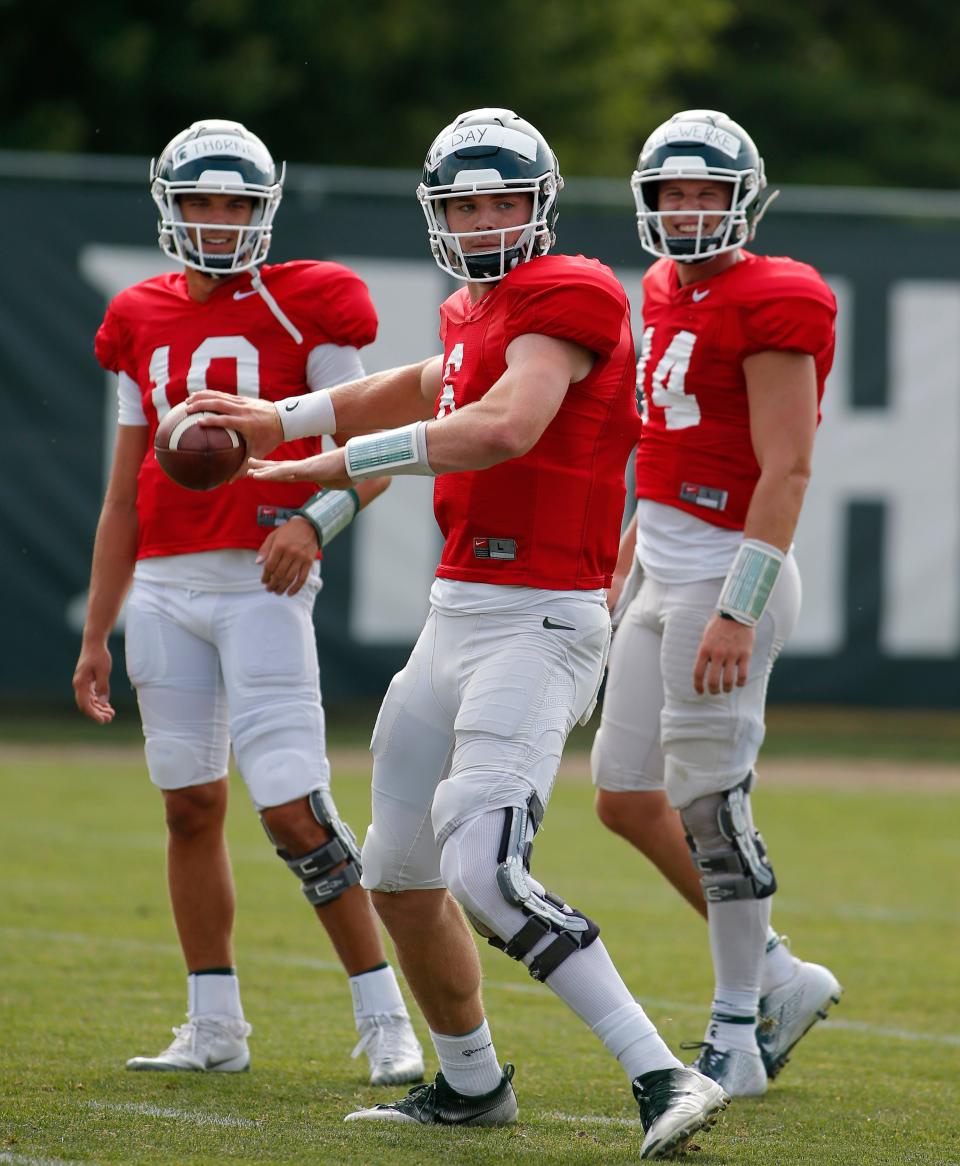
{"left": 418, "top": 108, "right": 563, "bottom": 282}
{"left": 631, "top": 110, "right": 776, "bottom": 263}
{"left": 150, "top": 119, "right": 284, "bottom": 275}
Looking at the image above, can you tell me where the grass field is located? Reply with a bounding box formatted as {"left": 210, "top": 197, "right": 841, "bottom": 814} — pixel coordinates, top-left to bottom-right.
{"left": 2, "top": 719, "right": 958, "bottom": 1165}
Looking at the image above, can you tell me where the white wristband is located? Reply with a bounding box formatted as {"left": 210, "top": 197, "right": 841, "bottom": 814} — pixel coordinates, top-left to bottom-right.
{"left": 277, "top": 390, "right": 337, "bottom": 441}
{"left": 717, "top": 539, "right": 785, "bottom": 626}
{"left": 343, "top": 421, "right": 435, "bottom": 480}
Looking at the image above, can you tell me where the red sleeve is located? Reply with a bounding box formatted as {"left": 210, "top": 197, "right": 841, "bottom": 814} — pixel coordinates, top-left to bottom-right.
{"left": 306, "top": 263, "right": 378, "bottom": 348}
{"left": 741, "top": 296, "right": 835, "bottom": 357}
{"left": 503, "top": 278, "right": 627, "bottom": 359}
{"left": 94, "top": 302, "right": 129, "bottom": 376}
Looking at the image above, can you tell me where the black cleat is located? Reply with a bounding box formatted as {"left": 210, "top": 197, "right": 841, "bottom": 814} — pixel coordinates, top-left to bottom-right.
{"left": 344, "top": 1062, "right": 518, "bottom": 1126}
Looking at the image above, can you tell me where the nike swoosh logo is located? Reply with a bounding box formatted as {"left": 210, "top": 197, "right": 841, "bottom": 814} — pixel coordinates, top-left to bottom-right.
{"left": 692, "top": 288, "right": 710, "bottom": 302}
{"left": 233, "top": 288, "right": 258, "bottom": 300}
{"left": 543, "top": 617, "right": 576, "bottom": 631}
{"left": 284, "top": 401, "right": 300, "bottom": 412}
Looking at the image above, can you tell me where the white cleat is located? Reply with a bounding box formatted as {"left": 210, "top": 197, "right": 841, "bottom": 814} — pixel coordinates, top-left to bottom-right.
{"left": 687, "top": 1043, "right": 767, "bottom": 1097}
{"left": 633, "top": 1066, "right": 729, "bottom": 1160}
{"left": 126, "top": 1015, "right": 252, "bottom": 1072}
{"left": 758, "top": 960, "right": 843, "bottom": 1078}
{"left": 352, "top": 1012, "right": 425, "bottom": 1086}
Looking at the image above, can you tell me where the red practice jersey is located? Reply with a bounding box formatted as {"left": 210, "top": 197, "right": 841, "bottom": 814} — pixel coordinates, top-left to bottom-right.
{"left": 96, "top": 261, "right": 377, "bottom": 559}
{"left": 434, "top": 254, "right": 640, "bottom": 589}
{"left": 635, "top": 251, "right": 836, "bottom": 529}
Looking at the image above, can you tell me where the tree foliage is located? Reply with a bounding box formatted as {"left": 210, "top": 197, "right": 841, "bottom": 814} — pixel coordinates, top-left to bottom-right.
{"left": 2, "top": 0, "right": 957, "bottom": 186}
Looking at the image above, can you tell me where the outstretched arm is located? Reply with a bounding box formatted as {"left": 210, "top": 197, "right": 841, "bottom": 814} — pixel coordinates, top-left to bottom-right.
{"left": 185, "top": 357, "right": 443, "bottom": 464}
{"left": 246, "top": 333, "right": 594, "bottom": 486}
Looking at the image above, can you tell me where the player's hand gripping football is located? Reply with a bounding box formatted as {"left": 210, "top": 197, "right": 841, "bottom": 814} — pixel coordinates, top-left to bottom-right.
{"left": 186, "top": 390, "right": 285, "bottom": 478}
{"left": 247, "top": 448, "right": 353, "bottom": 491}
{"left": 693, "top": 614, "right": 755, "bottom": 695}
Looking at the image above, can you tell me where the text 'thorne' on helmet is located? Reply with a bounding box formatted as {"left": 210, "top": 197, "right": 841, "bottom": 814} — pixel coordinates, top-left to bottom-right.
{"left": 150, "top": 119, "right": 284, "bottom": 276}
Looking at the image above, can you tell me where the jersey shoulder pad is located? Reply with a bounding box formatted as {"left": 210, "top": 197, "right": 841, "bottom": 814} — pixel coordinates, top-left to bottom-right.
{"left": 261, "top": 260, "right": 378, "bottom": 348}
{"left": 735, "top": 254, "right": 836, "bottom": 312}
{"left": 93, "top": 274, "right": 180, "bottom": 375}
{"left": 737, "top": 256, "right": 836, "bottom": 355}
{"left": 502, "top": 254, "right": 629, "bottom": 357}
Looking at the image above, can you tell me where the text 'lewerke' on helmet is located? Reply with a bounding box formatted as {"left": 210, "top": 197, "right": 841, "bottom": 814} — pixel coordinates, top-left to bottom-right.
{"left": 417, "top": 108, "right": 563, "bottom": 283}
{"left": 150, "top": 119, "right": 285, "bottom": 276}
{"left": 630, "top": 110, "right": 779, "bottom": 264}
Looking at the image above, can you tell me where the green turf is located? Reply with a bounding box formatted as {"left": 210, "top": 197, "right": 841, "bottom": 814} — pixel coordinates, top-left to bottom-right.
{"left": 2, "top": 743, "right": 958, "bottom": 1165}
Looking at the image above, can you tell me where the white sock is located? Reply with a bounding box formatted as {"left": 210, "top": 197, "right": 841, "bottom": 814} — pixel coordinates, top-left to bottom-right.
{"left": 760, "top": 929, "right": 799, "bottom": 995}
{"left": 705, "top": 896, "right": 769, "bottom": 1049}
{"left": 350, "top": 964, "right": 409, "bottom": 1025}
{"left": 188, "top": 971, "right": 243, "bottom": 1020}
{"left": 430, "top": 1021, "right": 503, "bottom": 1096}
{"left": 592, "top": 1000, "right": 683, "bottom": 1081}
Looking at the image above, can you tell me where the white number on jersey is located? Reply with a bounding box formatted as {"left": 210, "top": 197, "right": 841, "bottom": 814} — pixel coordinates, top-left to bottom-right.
{"left": 437, "top": 342, "right": 463, "bottom": 419}
{"left": 150, "top": 336, "right": 261, "bottom": 420}
{"left": 648, "top": 329, "right": 701, "bottom": 430}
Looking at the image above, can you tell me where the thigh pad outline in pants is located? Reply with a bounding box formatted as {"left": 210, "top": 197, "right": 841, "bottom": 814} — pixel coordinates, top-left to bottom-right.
{"left": 431, "top": 606, "right": 611, "bottom": 847}
{"left": 124, "top": 581, "right": 229, "bottom": 790}
{"left": 218, "top": 585, "right": 330, "bottom": 812}
{"left": 361, "top": 614, "right": 457, "bottom": 893}
{"left": 660, "top": 566, "right": 800, "bottom": 810}
{"left": 591, "top": 583, "right": 666, "bottom": 793}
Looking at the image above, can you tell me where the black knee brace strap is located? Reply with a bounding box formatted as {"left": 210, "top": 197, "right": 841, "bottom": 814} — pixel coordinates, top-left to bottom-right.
{"left": 264, "top": 789, "right": 362, "bottom": 908}
{"left": 489, "top": 804, "right": 600, "bottom": 982}
{"left": 282, "top": 839, "right": 362, "bottom": 906}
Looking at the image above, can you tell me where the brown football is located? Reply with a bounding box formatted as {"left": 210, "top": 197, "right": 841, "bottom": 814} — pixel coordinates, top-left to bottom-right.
{"left": 154, "top": 401, "right": 246, "bottom": 491}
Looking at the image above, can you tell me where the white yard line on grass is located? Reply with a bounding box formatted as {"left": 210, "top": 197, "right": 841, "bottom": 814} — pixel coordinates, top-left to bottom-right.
{"left": 547, "top": 1111, "right": 643, "bottom": 1127}
{"left": 83, "top": 1101, "right": 260, "bottom": 1128}
{"left": 0, "top": 1155, "right": 89, "bottom": 1166}
{"left": 6, "top": 926, "right": 959, "bottom": 1049}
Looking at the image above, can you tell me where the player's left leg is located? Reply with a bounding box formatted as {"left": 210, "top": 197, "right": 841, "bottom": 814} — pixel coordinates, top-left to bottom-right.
{"left": 221, "top": 583, "right": 422, "bottom": 1085}
{"left": 424, "top": 599, "right": 726, "bottom": 1157}
{"left": 662, "top": 558, "right": 840, "bottom": 1092}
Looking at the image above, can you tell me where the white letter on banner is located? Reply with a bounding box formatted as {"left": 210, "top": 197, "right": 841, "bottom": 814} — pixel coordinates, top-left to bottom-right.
{"left": 792, "top": 278, "right": 960, "bottom": 656}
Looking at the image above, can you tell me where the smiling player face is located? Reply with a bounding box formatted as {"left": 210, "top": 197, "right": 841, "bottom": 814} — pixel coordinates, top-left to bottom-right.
{"left": 656, "top": 178, "right": 732, "bottom": 239}
{"left": 177, "top": 192, "right": 255, "bottom": 258}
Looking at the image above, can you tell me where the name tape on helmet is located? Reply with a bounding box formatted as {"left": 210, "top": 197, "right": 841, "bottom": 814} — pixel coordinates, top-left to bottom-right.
{"left": 428, "top": 126, "right": 538, "bottom": 170}
{"left": 647, "top": 122, "right": 741, "bottom": 160}
{"left": 173, "top": 135, "right": 267, "bottom": 167}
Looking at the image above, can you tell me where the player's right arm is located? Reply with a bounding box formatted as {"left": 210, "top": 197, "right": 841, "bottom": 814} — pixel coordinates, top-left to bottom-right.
{"left": 72, "top": 424, "right": 148, "bottom": 724}
{"left": 186, "top": 357, "right": 443, "bottom": 463}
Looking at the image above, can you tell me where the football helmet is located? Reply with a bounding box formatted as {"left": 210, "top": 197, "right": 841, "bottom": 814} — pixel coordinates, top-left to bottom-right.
{"left": 418, "top": 108, "right": 563, "bottom": 282}
{"left": 631, "top": 110, "right": 777, "bottom": 263}
{"left": 150, "top": 119, "right": 284, "bottom": 275}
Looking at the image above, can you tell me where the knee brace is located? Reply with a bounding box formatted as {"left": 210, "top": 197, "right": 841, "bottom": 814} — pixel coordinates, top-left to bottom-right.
{"left": 680, "top": 776, "right": 777, "bottom": 903}
{"left": 263, "top": 789, "right": 363, "bottom": 907}
{"left": 485, "top": 800, "right": 600, "bottom": 983}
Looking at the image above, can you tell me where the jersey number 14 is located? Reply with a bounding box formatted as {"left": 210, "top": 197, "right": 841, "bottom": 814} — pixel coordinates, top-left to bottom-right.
{"left": 637, "top": 327, "right": 701, "bottom": 430}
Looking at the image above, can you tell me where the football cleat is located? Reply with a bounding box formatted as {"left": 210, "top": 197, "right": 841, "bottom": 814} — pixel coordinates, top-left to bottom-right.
{"left": 757, "top": 959, "right": 843, "bottom": 1078}
{"left": 344, "top": 1063, "right": 518, "bottom": 1126}
{"left": 684, "top": 1042, "right": 767, "bottom": 1097}
{"left": 126, "top": 1015, "right": 251, "bottom": 1072}
{"left": 352, "top": 1012, "right": 425, "bottom": 1086}
{"left": 633, "top": 1066, "right": 728, "bottom": 1159}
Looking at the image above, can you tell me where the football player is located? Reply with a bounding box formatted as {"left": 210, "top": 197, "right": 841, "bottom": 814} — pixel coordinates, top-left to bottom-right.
{"left": 72, "top": 119, "right": 423, "bottom": 1085}
{"left": 591, "top": 110, "right": 843, "bottom": 1096}
{"left": 188, "top": 107, "right": 728, "bottom": 1160}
